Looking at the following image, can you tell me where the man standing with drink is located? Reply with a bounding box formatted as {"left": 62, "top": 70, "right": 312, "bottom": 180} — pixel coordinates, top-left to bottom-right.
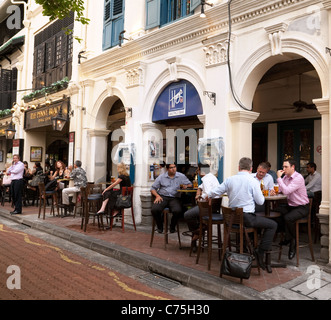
{"left": 7, "top": 154, "right": 25, "bottom": 215}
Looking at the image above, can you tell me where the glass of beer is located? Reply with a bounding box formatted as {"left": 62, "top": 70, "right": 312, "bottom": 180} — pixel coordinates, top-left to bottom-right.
{"left": 274, "top": 184, "right": 279, "bottom": 195}
{"left": 263, "top": 189, "right": 269, "bottom": 197}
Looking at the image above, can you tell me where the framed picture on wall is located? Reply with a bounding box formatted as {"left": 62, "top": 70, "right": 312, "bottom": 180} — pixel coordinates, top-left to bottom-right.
{"left": 30, "top": 147, "right": 42, "bottom": 162}
{"left": 0, "top": 150, "right": 3, "bottom": 162}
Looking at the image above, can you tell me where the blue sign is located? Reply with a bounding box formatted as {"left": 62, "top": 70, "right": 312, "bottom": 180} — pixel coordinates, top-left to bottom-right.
{"left": 152, "top": 80, "right": 202, "bottom": 122}
{"left": 168, "top": 83, "right": 186, "bottom": 117}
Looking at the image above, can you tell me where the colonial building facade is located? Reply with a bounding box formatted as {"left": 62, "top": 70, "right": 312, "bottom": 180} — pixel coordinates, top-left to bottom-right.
{"left": 1, "top": 0, "right": 330, "bottom": 270}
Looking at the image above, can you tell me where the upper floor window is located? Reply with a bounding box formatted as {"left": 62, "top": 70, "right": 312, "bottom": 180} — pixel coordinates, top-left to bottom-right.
{"left": 0, "top": 68, "right": 17, "bottom": 110}
{"left": 146, "top": 0, "right": 200, "bottom": 29}
{"left": 33, "top": 13, "right": 74, "bottom": 89}
{"left": 103, "top": 0, "right": 125, "bottom": 50}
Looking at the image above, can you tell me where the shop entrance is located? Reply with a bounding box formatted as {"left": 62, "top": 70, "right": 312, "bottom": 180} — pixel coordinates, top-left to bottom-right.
{"left": 46, "top": 139, "right": 69, "bottom": 167}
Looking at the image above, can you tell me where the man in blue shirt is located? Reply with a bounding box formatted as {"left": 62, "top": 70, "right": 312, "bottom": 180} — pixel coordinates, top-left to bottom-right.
{"left": 151, "top": 163, "right": 192, "bottom": 233}
{"left": 208, "top": 157, "right": 277, "bottom": 272}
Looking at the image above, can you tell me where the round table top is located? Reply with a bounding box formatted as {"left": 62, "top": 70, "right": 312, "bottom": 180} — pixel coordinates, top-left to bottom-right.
{"left": 264, "top": 194, "right": 287, "bottom": 200}
{"left": 177, "top": 188, "right": 198, "bottom": 193}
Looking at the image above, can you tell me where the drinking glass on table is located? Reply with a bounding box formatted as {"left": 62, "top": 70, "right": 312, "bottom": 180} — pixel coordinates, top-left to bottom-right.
{"left": 274, "top": 184, "right": 279, "bottom": 195}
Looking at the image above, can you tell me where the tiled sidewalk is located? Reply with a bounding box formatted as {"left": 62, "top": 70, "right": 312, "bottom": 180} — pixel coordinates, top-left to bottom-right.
{"left": 1, "top": 200, "right": 321, "bottom": 295}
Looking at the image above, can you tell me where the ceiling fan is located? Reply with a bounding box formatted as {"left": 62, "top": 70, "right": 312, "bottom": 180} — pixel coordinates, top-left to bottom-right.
{"left": 274, "top": 74, "right": 317, "bottom": 112}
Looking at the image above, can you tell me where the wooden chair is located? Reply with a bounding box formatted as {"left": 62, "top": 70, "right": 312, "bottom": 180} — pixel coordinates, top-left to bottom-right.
{"left": 312, "top": 191, "right": 322, "bottom": 243}
{"left": 295, "top": 198, "right": 314, "bottom": 267}
{"left": 80, "top": 186, "right": 103, "bottom": 232}
{"left": 38, "top": 182, "right": 59, "bottom": 220}
{"left": 195, "top": 198, "right": 223, "bottom": 270}
{"left": 220, "top": 206, "right": 260, "bottom": 282}
{"left": 150, "top": 208, "right": 182, "bottom": 250}
{"left": 109, "top": 187, "right": 136, "bottom": 232}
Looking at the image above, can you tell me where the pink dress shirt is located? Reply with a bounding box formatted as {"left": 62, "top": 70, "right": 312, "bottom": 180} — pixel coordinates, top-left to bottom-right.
{"left": 277, "top": 171, "right": 309, "bottom": 207}
{"left": 7, "top": 161, "right": 25, "bottom": 180}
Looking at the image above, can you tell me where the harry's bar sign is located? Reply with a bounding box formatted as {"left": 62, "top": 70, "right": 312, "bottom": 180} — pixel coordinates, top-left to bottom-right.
{"left": 24, "top": 100, "right": 68, "bottom": 130}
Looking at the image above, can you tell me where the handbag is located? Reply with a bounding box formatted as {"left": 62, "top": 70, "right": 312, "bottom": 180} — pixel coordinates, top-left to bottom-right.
{"left": 115, "top": 194, "right": 132, "bottom": 209}
{"left": 220, "top": 211, "right": 252, "bottom": 280}
{"left": 221, "top": 251, "right": 252, "bottom": 280}
{"left": 29, "top": 173, "right": 45, "bottom": 187}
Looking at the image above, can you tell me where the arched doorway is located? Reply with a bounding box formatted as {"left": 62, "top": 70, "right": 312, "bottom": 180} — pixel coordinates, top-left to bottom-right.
{"left": 252, "top": 56, "right": 322, "bottom": 175}
{"left": 106, "top": 98, "right": 125, "bottom": 181}
{"left": 151, "top": 79, "right": 204, "bottom": 180}
{"left": 46, "top": 139, "right": 69, "bottom": 167}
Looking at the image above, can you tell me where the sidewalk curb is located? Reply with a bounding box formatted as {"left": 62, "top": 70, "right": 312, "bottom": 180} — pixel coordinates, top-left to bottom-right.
{"left": 0, "top": 210, "right": 263, "bottom": 300}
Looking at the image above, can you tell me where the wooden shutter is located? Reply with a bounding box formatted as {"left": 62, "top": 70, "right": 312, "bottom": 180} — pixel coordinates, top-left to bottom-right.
{"left": 0, "top": 69, "right": 12, "bottom": 110}
{"left": 111, "top": 0, "right": 124, "bottom": 47}
{"left": 146, "top": 0, "right": 160, "bottom": 29}
{"left": 190, "top": 0, "right": 200, "bottom": 12}
{"left": 103, "top": 0, "right": 112, "bottom": 50}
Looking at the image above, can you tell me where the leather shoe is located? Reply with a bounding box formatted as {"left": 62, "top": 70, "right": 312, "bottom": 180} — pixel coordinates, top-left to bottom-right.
{"left": 10, "top": 211, "right": 21, "bottom": 215}
{"left": 266, "top": 264, "right": 272, "bottom": 273}
{"left": 288, "top": 239, "right": 296, "bottom": 260}
{"left": 170, "top": 227, "right": 176, "bottom": 233}
{"left": 279, "top": 239, "right": 291, "bottom": 246}
{"left": 254, "top": 249, "right": 266, "bottom": 270}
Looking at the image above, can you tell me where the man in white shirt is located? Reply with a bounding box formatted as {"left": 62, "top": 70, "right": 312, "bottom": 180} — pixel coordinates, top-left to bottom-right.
{"left": 208, "top": 157, "right": 277, "bottom": 271}
{"left": 184, "top": 163, "right": 219, "bottom": 250}
{"left": 305, "top": 162, "right": 321, "bottom": 197}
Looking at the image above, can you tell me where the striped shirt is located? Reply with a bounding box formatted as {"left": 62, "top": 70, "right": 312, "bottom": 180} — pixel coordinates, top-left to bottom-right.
{"left": 277, "top": 171, "right": 309, "bottom": 206}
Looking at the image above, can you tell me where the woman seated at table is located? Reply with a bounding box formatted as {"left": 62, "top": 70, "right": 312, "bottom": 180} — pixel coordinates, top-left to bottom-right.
{"left": 50, "top": 160, "right": 70, "bottom": 189}
{"left": 97, "top": 163, "right": 131, "bottom": 216}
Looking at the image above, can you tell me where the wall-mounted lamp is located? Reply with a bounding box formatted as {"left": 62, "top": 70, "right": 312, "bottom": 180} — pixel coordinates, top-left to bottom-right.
{"left": 5, "top": 121, "right": 16, "bottom": 139}
{"left": 51, "top": 95, "right": 69, "bottom": 131}
{"left": 78, "top": 51, "right": 87, "bottom": 64}
{"left": 119, "top": 30, "right": 129, "bottom": 47}
{"left": 200, "top": 0, "right": 213, "bottom": 18}
{"left": 203, "top": 91, "right": 216, "bottom": 105}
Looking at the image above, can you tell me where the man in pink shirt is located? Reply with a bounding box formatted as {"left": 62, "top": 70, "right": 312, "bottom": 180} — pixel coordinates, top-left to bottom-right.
{"left": 277, "top": 159, "right": 309, "bottom": 260}
{"left": 7, "top": 154, "right": 25, "bottom": 215}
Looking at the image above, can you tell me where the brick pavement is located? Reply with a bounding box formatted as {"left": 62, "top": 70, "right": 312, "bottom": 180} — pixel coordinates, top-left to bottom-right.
{"left": 0, "top": 200, "right": 325, "bottom": 298}
{"left": 0, "top": 223, "right": 176, "bottom": 300}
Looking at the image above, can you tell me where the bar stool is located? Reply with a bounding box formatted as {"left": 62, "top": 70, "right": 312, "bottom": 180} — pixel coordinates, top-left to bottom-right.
{"left": 150, "top": 208, "right": 181, "bottom": 250}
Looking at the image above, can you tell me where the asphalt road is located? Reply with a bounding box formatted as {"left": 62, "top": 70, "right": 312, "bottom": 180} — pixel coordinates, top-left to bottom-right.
{"left": 0, "top": 216, "right": 218, "bottom": 303}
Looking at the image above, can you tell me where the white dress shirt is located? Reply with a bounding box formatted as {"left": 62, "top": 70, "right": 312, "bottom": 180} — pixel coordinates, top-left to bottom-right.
{"left": 208, "top": 171, "right": 265, "bottom": 213}
{"left": 251, "top": 172, "right": 274, "bottom": 191}
{"left": 199, "top": 173, "right": 220, "bottom": 199}
{"left": 305, "top": 171, "right": 322, "bottom": 193}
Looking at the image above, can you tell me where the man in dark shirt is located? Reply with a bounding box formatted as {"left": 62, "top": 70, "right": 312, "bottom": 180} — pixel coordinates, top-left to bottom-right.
{"left": 151, "top": 163, "right": 191, "bottom": 233}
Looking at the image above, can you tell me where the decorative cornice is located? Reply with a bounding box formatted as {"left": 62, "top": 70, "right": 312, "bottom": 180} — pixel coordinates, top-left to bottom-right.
{"left": 323, "top": 0, "right": 331, "bottom": 10}
{"left": 264, "top": 22, "right": 288, "bottom": 56}
{"left": 165, "top": 56, "right": 181, "bottom": 81}
{"left": 81, "top": 0, "right": 314, "bottom": 78}
{"left": 87, "top": 129, "right": 111, "bottom": 137}
{"left": 104, "top": 77, "right": 116, "bottom": 96}
{"left": 313, "top": 97, "right": 329, "bottom": 115}
{"left": 228, "top": 110, "right": 260, "bottom": 123}
{"left": 124, "top": 61, "right": 146, "bottom": 88}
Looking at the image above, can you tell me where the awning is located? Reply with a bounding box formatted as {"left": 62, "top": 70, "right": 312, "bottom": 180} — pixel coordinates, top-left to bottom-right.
{"left": 152, "top": 79, "right": 203, "bottom": 122}
{"left": 0, "top": 35, "right": 25, "bottom": 61}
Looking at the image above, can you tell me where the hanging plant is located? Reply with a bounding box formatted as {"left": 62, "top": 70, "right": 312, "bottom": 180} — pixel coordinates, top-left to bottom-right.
{"left": 22, "top": 77, "right": 69, "bottom": 102}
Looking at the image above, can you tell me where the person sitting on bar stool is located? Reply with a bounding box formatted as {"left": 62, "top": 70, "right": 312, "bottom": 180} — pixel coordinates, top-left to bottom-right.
{"left": 207, "top": 157, "right": 277, "bottom": 272}
{"left": 184, "top": 163, "right": 220, "bottom": 252}
{"left": 62, "top": 160, "right": 87, "bottom": 214}
{"left": 151, "top": 163, "right": 192, "bottom": 234}
{"left": 276, "top": 159, "right": 309, "bottom": 260}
